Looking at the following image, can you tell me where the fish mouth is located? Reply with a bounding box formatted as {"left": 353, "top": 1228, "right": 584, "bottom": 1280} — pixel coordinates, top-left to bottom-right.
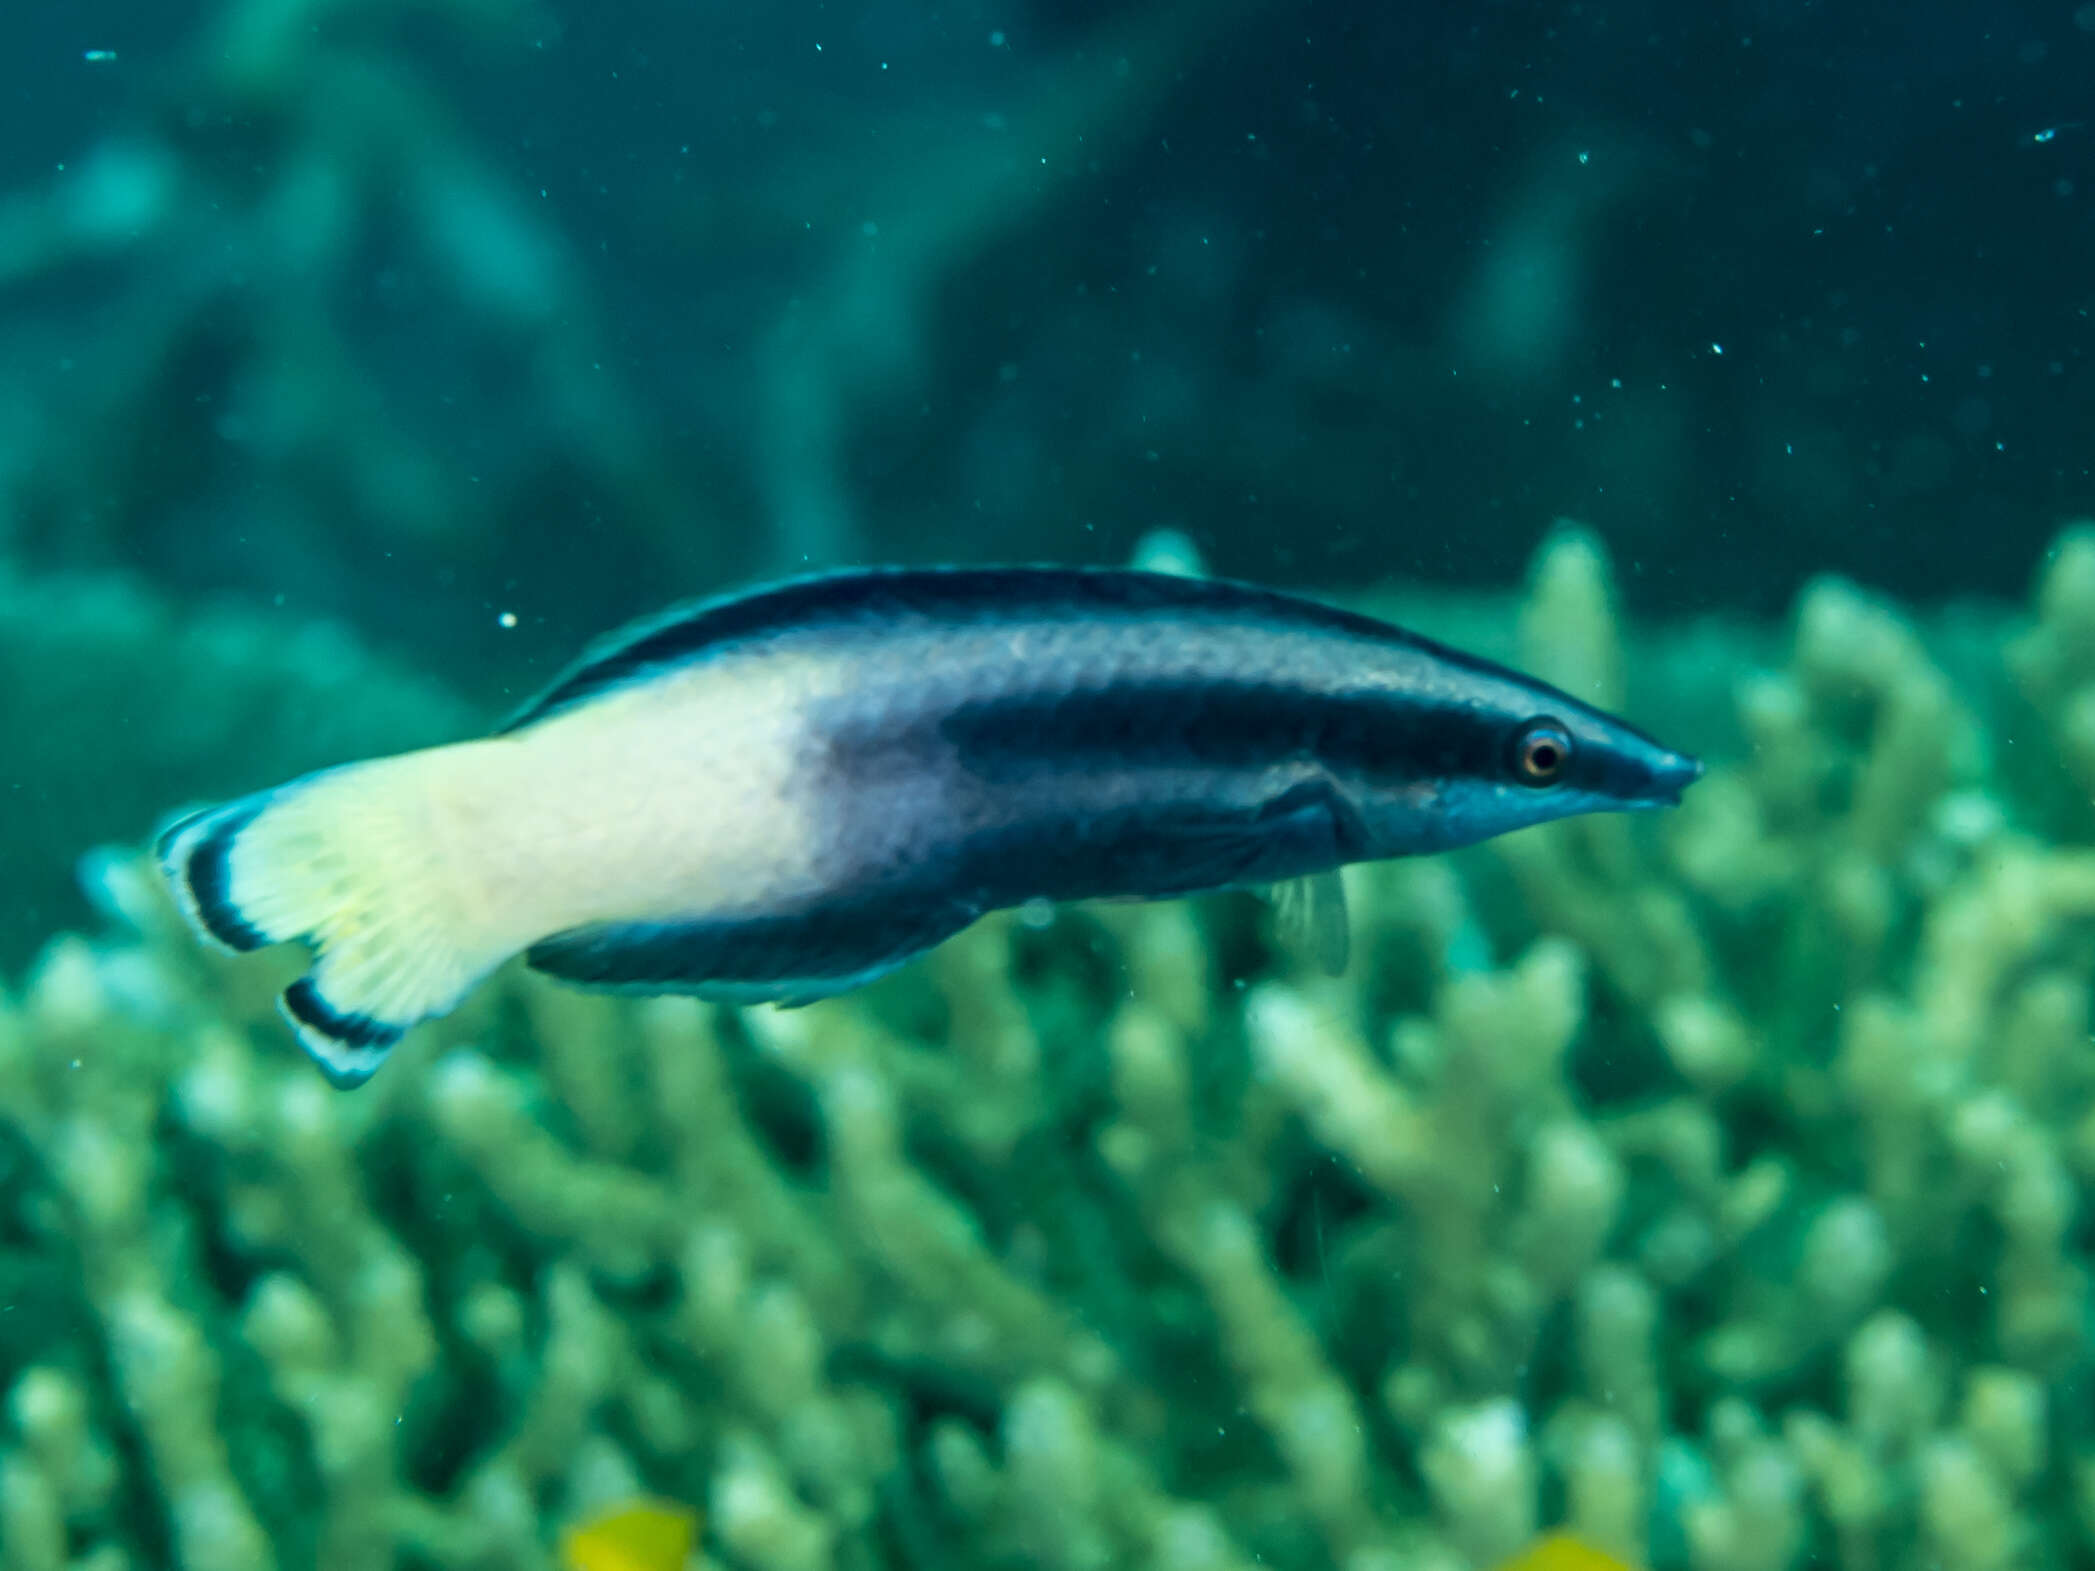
{"left": 1646, "top": 749, "right": 1705, "bottom": 805}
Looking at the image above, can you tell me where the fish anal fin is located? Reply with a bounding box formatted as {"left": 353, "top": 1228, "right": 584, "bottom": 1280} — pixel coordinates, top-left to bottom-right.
{"left": 524, "top": 898, "right": 979, "bottom": 1007}
{"left": 1267, "top": 868, "right": 1351, "bottom": 975}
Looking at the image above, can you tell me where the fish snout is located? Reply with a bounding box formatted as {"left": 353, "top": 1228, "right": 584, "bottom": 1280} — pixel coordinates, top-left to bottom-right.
{"left": 1642, "top": 747, "right": 1704, "bottom": 806}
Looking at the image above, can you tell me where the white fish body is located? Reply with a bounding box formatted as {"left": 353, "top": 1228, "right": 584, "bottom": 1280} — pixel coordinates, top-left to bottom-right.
{"left": 158, "top": 566, "right": 1700, "bottom": 1087}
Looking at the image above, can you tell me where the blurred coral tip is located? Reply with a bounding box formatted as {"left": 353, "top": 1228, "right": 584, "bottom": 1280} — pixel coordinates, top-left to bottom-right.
{"left": 1496, "top": 1533, "right": 1637, "bottom": 1571}
{"left": 559, "top": 1497, "right": 699, "bottom": 1571}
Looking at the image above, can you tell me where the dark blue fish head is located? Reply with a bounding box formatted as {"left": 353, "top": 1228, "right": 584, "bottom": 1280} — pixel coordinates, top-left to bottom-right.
{"left": 1359, "top": 656, "right": 1704, "bottom": 855}
{"left": 1581, "top": 717, "right": 1705, "bottom": 809}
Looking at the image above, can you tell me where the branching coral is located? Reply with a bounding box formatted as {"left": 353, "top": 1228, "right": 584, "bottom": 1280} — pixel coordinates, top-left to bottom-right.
{"left": 4, "top": 524, "right": 2095, "bottom": 1570}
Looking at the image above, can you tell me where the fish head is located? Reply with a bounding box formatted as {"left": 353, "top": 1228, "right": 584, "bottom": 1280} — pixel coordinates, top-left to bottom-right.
{"left": 1363, "top": 660, "right": 1702, "bottom": 854}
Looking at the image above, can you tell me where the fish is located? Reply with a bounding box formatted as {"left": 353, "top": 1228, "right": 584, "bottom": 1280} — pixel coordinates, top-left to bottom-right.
{"left": 155, "top": 565, "right": 1702, "bottom": 1088}
{"left": 559, "top": 1497, "right": 698, "bottom": 1571}
{"left": 1495, "top": 1532, "right": 1639, "bottom": 1570}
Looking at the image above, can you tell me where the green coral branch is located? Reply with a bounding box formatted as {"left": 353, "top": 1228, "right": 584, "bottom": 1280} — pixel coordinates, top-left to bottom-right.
{"left": 8, "top": 522, "right": 2095, "bottom": 1570}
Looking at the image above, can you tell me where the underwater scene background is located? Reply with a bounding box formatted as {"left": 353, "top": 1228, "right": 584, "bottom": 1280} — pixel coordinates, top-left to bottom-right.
{"left": 3, "top": 1, "right": 2095, "bottom": 1568}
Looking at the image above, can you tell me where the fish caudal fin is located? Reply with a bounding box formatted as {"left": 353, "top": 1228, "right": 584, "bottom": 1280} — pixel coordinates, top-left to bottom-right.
{"left": 157, "top": 753, "right": 507, "bottom": 1088}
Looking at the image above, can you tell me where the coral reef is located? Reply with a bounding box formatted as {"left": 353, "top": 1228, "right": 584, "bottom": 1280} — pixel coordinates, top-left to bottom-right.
{"left": 5, "top": 524, "right": 2095, "bottom": 1571}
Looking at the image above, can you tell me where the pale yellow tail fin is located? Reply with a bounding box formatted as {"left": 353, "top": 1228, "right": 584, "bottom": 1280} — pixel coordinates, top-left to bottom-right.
{"left": 157, "top": 754, "right": 504, "bottom": 1087}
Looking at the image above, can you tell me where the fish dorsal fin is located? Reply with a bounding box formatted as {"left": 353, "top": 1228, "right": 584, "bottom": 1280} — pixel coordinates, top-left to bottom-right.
{"left": 496, "top": 565, "right": 1036, "bottom": 733}
{"left": 1267, "top": 870, "right": 1350, "bottom": 975}
{"left": 495, "top": 566, "right": 919, "bottom": 733}
{"left": 495, "top": 563, "right": 1453, "bottom": 734}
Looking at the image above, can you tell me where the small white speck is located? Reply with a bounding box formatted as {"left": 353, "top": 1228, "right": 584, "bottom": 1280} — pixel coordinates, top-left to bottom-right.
{"left": 1710, "top": 341, "right": 1724, "bottom": 355}
{"left": 1577, "top": 149, "right": 1590, "bottom": 165}
{"left": 498, "top": 611, "right": 517, "bottom": 629}
{"left": 83, "top": 49, "right": 117, "bottom": 63}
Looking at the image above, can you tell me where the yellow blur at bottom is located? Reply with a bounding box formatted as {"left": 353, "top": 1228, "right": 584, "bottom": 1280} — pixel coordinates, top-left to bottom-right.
{"left": 558, "top": 1498, "right": 700, "bottom": 1571}
{"left": 1496, "top": 1533, "right": 1638, "bottom": 1571}
{"left": 550, "top": 1498, "right": 1627, "bottom": 1571}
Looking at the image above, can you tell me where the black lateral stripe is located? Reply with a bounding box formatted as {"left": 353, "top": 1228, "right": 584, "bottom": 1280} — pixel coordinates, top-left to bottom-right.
{"left": 183, "top": 806, "right": 272, "bottom": 952}
{"left": 940, "top": 679, "right": 1502, "bottom": 782}
{"left": 281, "top": 978, "right": 403, "bottom": 1050}
{"left": 498, "top": 565, "right": 1509, "bottom": 733}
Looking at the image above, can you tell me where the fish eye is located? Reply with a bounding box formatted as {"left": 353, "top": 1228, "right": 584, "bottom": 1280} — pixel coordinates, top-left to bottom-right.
{"left": 1510, "top": 719, "right": 1573, "bottom": 785}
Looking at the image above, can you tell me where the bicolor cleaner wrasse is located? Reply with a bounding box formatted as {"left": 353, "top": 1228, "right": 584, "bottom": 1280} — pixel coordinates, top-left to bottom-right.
{"left": 157, "top": 565, "right": 1703, "bottom": 1088}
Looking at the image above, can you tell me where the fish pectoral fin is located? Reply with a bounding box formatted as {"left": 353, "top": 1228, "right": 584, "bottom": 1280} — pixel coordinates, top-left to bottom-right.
{"left": 1266, "top": 869, "right": 1351, "bottom": 975}
{"left": 1120, "top": 781, "right": 1356, "bottom": 897}
{"left": 524, "top": 896, "right": 980, "bottom": 1006}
